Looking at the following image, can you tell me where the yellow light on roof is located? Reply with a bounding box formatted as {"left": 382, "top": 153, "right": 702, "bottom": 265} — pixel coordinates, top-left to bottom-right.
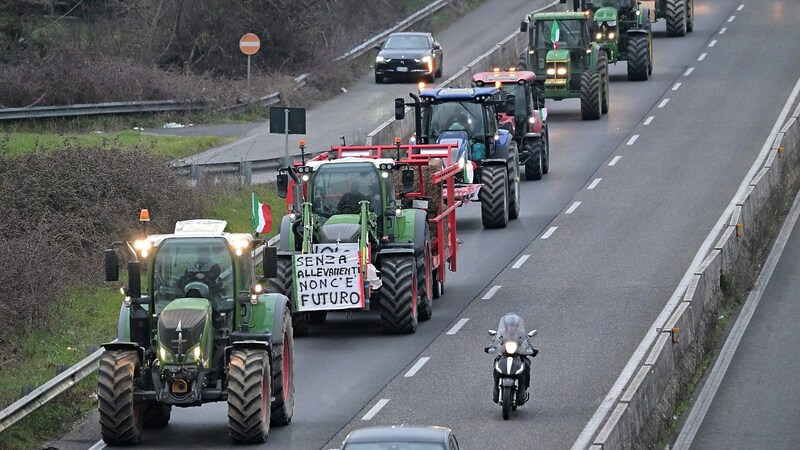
{"left": 493, "top": 67, "right": 500, "bottom": 72}
{"left": 418, "top": 82, "right": 425, "bottom": 91}
{"left": 495, "top": 81, "right": 502, "bottom": 88}
{"left": 508, "top": 67, "right": 516, "bottom": 72}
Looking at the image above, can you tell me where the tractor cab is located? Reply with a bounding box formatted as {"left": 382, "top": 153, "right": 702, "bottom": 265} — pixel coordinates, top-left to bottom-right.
{"left": 472, "top": 69, "right": 544, "bottom": 143}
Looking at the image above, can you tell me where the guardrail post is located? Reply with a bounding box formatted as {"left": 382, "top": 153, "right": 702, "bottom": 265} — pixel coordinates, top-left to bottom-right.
{"left": 241, "top": 161, "right": 253, "bottom": 185}
{"left": 192, "top": 164, "right": 205, "bottom": 183}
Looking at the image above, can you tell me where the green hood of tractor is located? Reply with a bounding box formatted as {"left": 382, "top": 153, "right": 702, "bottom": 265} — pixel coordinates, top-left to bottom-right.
{"left": 593, "top": 7, "right": 618, "bottom": 23}
{"left": 546, "top": 49, "right": 571, "bottom": 63}
{"left": 318, "top": 214, "right": 363, "bottom": 243}
{"left": 157, "top": 297, "right": 213, "bottom": 366}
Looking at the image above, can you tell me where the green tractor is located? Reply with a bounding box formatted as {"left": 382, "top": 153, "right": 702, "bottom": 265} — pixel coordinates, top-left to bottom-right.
{"left": 270, "top": 142, "right": 460, "bottom": 336}
{"left": 519, "top": 11, "right": 610, "bottom": 120}
{"left": 586, "top": 0, "right": 653, "bottom": 81}
{"left": 650, "top": 0, "right": 694, "bottom": 36}
{"left": 101, "top": 216, "right": 294, "bottom": 445}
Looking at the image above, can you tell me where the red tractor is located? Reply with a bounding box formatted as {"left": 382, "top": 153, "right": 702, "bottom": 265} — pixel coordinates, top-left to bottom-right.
{"left": 472, "top": 69, "right": 550, "bottom": 180}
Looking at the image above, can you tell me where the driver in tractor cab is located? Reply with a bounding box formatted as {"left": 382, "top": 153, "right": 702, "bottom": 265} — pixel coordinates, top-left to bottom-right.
{"left": 337, "top": 181, "right": 369, "bottom": 214}
{"left": 445, "top": 110, "right": 474, "bottom": 135}
{"left": 183, "top": 246, "right": 223, "bottom": 296}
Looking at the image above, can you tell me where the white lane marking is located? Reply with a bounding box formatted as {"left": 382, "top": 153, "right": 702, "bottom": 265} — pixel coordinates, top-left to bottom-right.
{"left": 627, "top": 135, "right": 639, "bottom": 146}
{"left": 673, "top": 173, "right": 800, "bottom": 449}
{"left": 644, "top": 116, "right": 654, "bottom": 125}
{"left": 684, "top": 67, "right": 695, "bottom": 76}
{"left": 404, "top": 357, "right": 430, "bottom": 377}
{"left": 737, "top": 4, "right": 744, "bottom": 10}
{"left": 720, "top": 27, "right": 727, "bottom": 34}
{"left": 88, "top": 442, "right": 106, "bottom": 450}
{"left": 483, "top": 285, "right": 501, "bottom": 299}
{"left": 698, "top": 53, "right": 707, "bottom": 61}
{"left": 541, "top": 227, "right": 557, "bottom": 239}
{"left": 728, "top": 15, "right": 735, "bottom": 22}
{"left": 609, "top": 156, "right": 622, "bottom": 166}
{"left": 672, "top": 82, "right": 682, "bottom": 91}
{"left": 658, "top": 99, "right": 670, "bottom": 108}
{"left": 512, "top": 254, "right": 530, "bottom": 269}
{"left": 709, "top": 39, "right": 718, "bottom": 47}
{"left": 572, "top": 75, "right": 800, "bottom": 450}
{"left": 362, "top": 399, "right": 390, "bottom": 420}
{"left": 446, "top": 318, "right": 470, "bottom": 335}
{"left": 588, "top": 178, "right": 602, "bottom": 190}
{"left": 566, "top": 201, "right": 581, "bottom": 214}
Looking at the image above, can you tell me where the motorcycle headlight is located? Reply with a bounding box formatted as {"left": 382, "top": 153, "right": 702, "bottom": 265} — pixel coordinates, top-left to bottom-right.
{"left": 503, "top": 341, "right": 518, "bottom": 355}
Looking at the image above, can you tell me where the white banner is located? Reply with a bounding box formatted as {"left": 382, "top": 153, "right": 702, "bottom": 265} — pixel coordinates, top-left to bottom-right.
{"left": 293, "top": 250, "right": 364, "bottom": 312}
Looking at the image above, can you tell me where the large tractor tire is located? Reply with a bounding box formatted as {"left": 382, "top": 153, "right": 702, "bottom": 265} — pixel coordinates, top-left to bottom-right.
{"left": 431, "top": 268, "right": 443, "bottom": 299}
{"left": 479, "top": 165, "right": 509, "bottom": 228}
{"left": 379, "top": 256, "right": 418, "bottom": 334}
{"left": 228, "top": 349, "right": 272, "bottom": 444}
{"left": 270, "top": 307, "right": 295, "bottom": 426}
{"left": 627, "top": 33, "right": 650, "bottom": 81}
{"left": 98, "top": 351, "right": 142, "bottom": 445}
{"left": 580, "top": 70, "right": 602, "bottom": 120}
{"left": 687, "top": 0, "right": 695, "bottom": 32}
{"left": 524, "top": 139, "right": 544, "bottom": 181}
{"left": 417, "top": 241, "right": 433, "bottom": 321}
{"left": 598, "top": 52, "right": 609, "bottom": 114}
{"left": 665, "top": 0, "right": 687, "bottom": 37}
{"left": 142, "top": 402, "right": 171, "bottom": 428}
{"left": 508, "top": 143, "right": 521, "bottom": 220}
{"left": 542, "top": 129, "right": 550, "bottom": 174}
{"left": 268, "top": 257, "right": 309, "bottom": 336}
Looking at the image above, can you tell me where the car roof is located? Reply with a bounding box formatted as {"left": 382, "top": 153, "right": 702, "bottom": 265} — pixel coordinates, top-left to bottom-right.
{"left": 343, "top": 426, "right": 451, "bottom": 444}
{"left": 387, "top": 31, "right": 432, "bottom": 38}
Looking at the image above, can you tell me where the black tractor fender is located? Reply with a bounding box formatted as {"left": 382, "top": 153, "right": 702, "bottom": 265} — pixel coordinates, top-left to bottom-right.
{"left": 101, "top": 341, "right": 145, "bottom": 364}
{"left": 225, "top": 336, "right": 273, "bottom": 367}
{"left": 627, "top": 28, "right": 649, "bottom": 36}
{"left": 375, "top": 247, "right": 416, "bottom": 268}
{"left": 268, "top": 296, "right": 292, "bottom": 345}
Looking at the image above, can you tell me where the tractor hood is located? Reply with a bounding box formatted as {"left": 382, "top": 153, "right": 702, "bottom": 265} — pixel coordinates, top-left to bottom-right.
{"left": 319, "top": 215, "right": 362, "bottom": 243}
{"left": 546, "top": 49, "right": 571, "bottom": 63}
{"left": 157, "top": 297, "right": 212, "bottom": 365}
{"left": 593, "top": 7, "right": 618, "bottom": 24}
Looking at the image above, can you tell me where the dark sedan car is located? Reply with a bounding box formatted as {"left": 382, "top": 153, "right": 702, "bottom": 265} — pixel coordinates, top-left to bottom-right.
{"left": 341, "top": 425, "right": 460, "bottom": 450}
{"left": 374, "top": 32, "right": 443, "bottom": 84}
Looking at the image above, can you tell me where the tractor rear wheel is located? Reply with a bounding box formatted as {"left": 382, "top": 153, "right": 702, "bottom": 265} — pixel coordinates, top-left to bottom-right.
{"left": 479, "top": 165, "right": 509, "bottom": 228}
{"left": 580, "top": 70, "right": 602, "bottom": 120}
{"left": 665, "top": 0, "right": 687, "bottom": 37}
{"left": 627, "top": 33, "right": 650, "bottom": 81}
{"left": 228, "top": 349, "right": 271, "bottom": 443}
{"left": 142, "top": 402, "right": 171, "bottom": 428}
{"left": 431, "top": 268, "right": 442, "bottom": 299}
{"left": 268, "top": 257, "right": 309, "bottom": 336}
{"left": 98, "top": 351, "right": 142, "bottom": 445}
{"left": 598, "top": 52, "right": 609, "bottom": 114}
{"left": 687, "top": 0, "right": 695, "bottom": 32}
{"left": 380, "top": 256, "right": 418, "bottom": 333}
{"left": 508, "top": 143, "right": 521, "bottom": 220}
{"left": 270, "top": 307, "right": 295, "bottom": 426}
{"left": 524, "top": 139, "right": 544, "bottom": 181}
{"left": 417, "top": 242, "right": 433, "bottom": 321}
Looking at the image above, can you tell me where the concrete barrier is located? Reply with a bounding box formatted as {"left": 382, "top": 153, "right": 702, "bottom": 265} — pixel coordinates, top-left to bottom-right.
{"left": 591, "top": 101, "right": 800, "bottom": 448}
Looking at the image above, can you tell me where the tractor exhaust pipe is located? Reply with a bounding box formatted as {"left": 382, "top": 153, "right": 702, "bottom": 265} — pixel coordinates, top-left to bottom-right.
{"left": 409, "top": 93, "right": 424, "bottom": 144}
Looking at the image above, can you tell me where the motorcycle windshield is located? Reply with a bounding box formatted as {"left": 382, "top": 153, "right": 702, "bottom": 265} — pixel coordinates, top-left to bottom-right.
{"left": 497, "top": 314, "right": 527, "bottom": 342}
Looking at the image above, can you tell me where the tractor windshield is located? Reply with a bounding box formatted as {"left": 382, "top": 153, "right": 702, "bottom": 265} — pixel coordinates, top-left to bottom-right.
{"left": 535, "top": 19, "right": 585, "bottom": 49}
{"left": 311, "top": 163, "right": 382, "bottom": 216}
{"left": 586, "top": 0, "right": 633, "bottom": 9}
{"left": 423, "top": 101, "right": 486, "bottom": 142}
{"left": 152, "top": 237, "right": 235, "bottom": 313}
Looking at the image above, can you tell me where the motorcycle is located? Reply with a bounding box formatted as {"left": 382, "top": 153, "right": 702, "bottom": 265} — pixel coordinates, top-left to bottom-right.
{"left": 485, "top": 313, "right": 538, "bottom": 420}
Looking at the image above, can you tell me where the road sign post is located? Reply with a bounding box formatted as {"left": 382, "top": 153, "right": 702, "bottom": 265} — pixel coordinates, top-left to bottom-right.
{"left": 269, "top": 107, "right": 306, "bottom": 166}
{"left": 239, "top": 33, "right": 261, "bottom": 92}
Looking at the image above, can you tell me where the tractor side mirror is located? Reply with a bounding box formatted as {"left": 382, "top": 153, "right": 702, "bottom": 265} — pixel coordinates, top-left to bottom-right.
{"left": 276, "top": 173, "right": 289, "bottom": 199}
{"left": 104, "top": 248, "right": 119, "bottom": 282}
{"left": 128, "top": 261, "right": 141, "bottom": 298}
{"left": 520, "top": 21, "right": 528, "bottom": 33}
{"left": 401, "top": 168, "right": 415, "bottom": 194}
{"left": 506, "top": 94, "right": 517, "bottom": 117}
{"left": 488, "top": 330, "right": 497, "bottom": 336}
{"left": 262, "top": 246, "right": 278, "bottom": 279}
{"left": 394, "top": 98, "right": 406, "bottom": 120}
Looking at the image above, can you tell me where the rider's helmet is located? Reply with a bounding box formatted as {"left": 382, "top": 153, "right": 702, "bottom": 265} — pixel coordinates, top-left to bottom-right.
{"left": 502, "top": 313, "right": 522, "bottom": 337}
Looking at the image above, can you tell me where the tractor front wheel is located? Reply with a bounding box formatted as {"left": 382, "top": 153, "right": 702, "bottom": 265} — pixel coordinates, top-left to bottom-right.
{"left": 542, "top": 128, "right": 550, "bottom": 174}
{"left": 479, "top": 165, "right": 509, "bottom": 228}
{"left": 379, "top": 256, "right": 418, "bottom": 333}
{"left": 525, "top": 139, "right": 544, "bottom": 181}
{"left": 580, "top": 70, "right": 602, "bottom": 120}
{"left": 268, "top": 257, "right": 309, "bottom": 336}
{"left": 98, "top": 351, "right": 142, "bottom": 445}
{"left": 627, "top": 33, "right": 650, "bottom": 81}
{"left": 598, "top": 52, "right": 609, "bottom": 114}
{"left": 271, "top": 306, "right": 295, "bottom": 425}
{"left": 665, "top": 0, "right": 687, "bottom": 37}
{"left": 508, "top": 144, "right": 521, "bottom": 220}
{"left": 228, "top": 349, "right": 272, "bottom": 443}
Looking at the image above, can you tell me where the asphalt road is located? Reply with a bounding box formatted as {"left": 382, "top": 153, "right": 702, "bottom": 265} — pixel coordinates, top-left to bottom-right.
{"left": 48, "top": 0, "right": 800, "bottom": 449}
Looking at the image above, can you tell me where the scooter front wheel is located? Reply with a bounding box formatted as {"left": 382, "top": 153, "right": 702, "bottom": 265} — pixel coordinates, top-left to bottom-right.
{"left": 501, "top": 386, "right": 513, "bottom": 420}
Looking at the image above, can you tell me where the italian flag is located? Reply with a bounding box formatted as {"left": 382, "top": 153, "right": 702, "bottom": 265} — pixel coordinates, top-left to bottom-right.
{"left": 252, "top": 193, "right": 272, "bottom": 234}
{"left": 551, "top": 20, "right": 560, "bottom": 49}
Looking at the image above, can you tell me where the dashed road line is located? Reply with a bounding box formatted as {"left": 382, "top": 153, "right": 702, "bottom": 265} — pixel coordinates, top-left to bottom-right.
{"left": 404, "top": 357, "right": 430, "bottom": 377}
{"left": 720, "top": 27, "right": 727, "bottom": 34}
{"left": 709, "top": 39, "right": 717, "bottom": 47}
{"left": 672, "top": 82, "right": 682, "bottom": 91}
{"left": 609, "top": 156, "right": 622, "bottom": 166}
{"left": 644, "top": 116, "right": 654, "bottom": 125}
{"left": 566, "top": 201, "right": 581, "bottom": 214}
{"left": 728, "top": 15, "right": 735, "bottom": 22}
{"left": 88, "top": 442, "right": 105, "bottom": 450}
{"left": 698, "top": 53, "right": 707, "bottom": 61}
{"left": 588, "top": 178, "right": 602, "bottom": 190}
{"left": 362, "top": 399, "right": 390, "bottom": 420}
{"left": 737, "top": 4, "right": 744, "bottom": 10}
{"left": 483, "top": 285, "right": 501, "bottom": 299}
{"left": 512, "top": 254, "right": 530, "bottom": 269}
{"left": 446, "top": 318, "right": 470, "bottom": 335}
{"left": 541, "top": 227, "right": 557, "bottom": 239}
{"left": 658, "top": 99, "right": 670, "bottom": 108}
{"left": 684, "top": 67, "right": 695, "bottom": 76}
{"left": 627, "top": 135, "right": 639, "bottom": 145}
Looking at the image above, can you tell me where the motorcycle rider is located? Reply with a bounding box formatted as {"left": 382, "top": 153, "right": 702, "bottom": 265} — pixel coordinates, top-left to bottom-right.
{"left": 485, "top": 313, "right": 538, "bottom": 404}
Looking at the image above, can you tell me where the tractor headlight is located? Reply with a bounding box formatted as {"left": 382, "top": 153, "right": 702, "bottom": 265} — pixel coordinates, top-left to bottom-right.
{"left": 376, "top": 56, "right": 385, "bottom": 62}
{"left": 546, "top": 68, "right": 556, "bottom": 76}
{"left": 185, "top": 344, "right": 202, "bottom": 362}
{"left": 302, "top": 174, "right": 309, "bottom": 182}
{"left": 596, "top": 32, "right": 603, "bottom": 40}
{"left": 133, "top": 239, "right": 152, "bottom": 257}
{"left": 557, "top": 67, "right": 567, "bottom": 75}
{"left": 529, "top": 116, "right": 536, "bottom": 124}
{"left": 608, "top": 32, "right": 615, "bottom": 39}
{"left": 382, "top": 171, "right": 390, "bottom": 179}
{"left": 503, "top": 341, "right": 518, "bottom": 355}
{"left": 158, "top": 345, "right": 172, "bottom": 363}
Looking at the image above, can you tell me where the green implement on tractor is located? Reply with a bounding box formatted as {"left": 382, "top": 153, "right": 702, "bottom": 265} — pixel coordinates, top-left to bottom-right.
{"left": 519, "top": 11, "right": 610, "bottom": 120}
{"left": 586, "top": 0, "right": 653, "bottom": 81}
{"left": 101, "top": 216, "right": 294, "bottom": 445}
